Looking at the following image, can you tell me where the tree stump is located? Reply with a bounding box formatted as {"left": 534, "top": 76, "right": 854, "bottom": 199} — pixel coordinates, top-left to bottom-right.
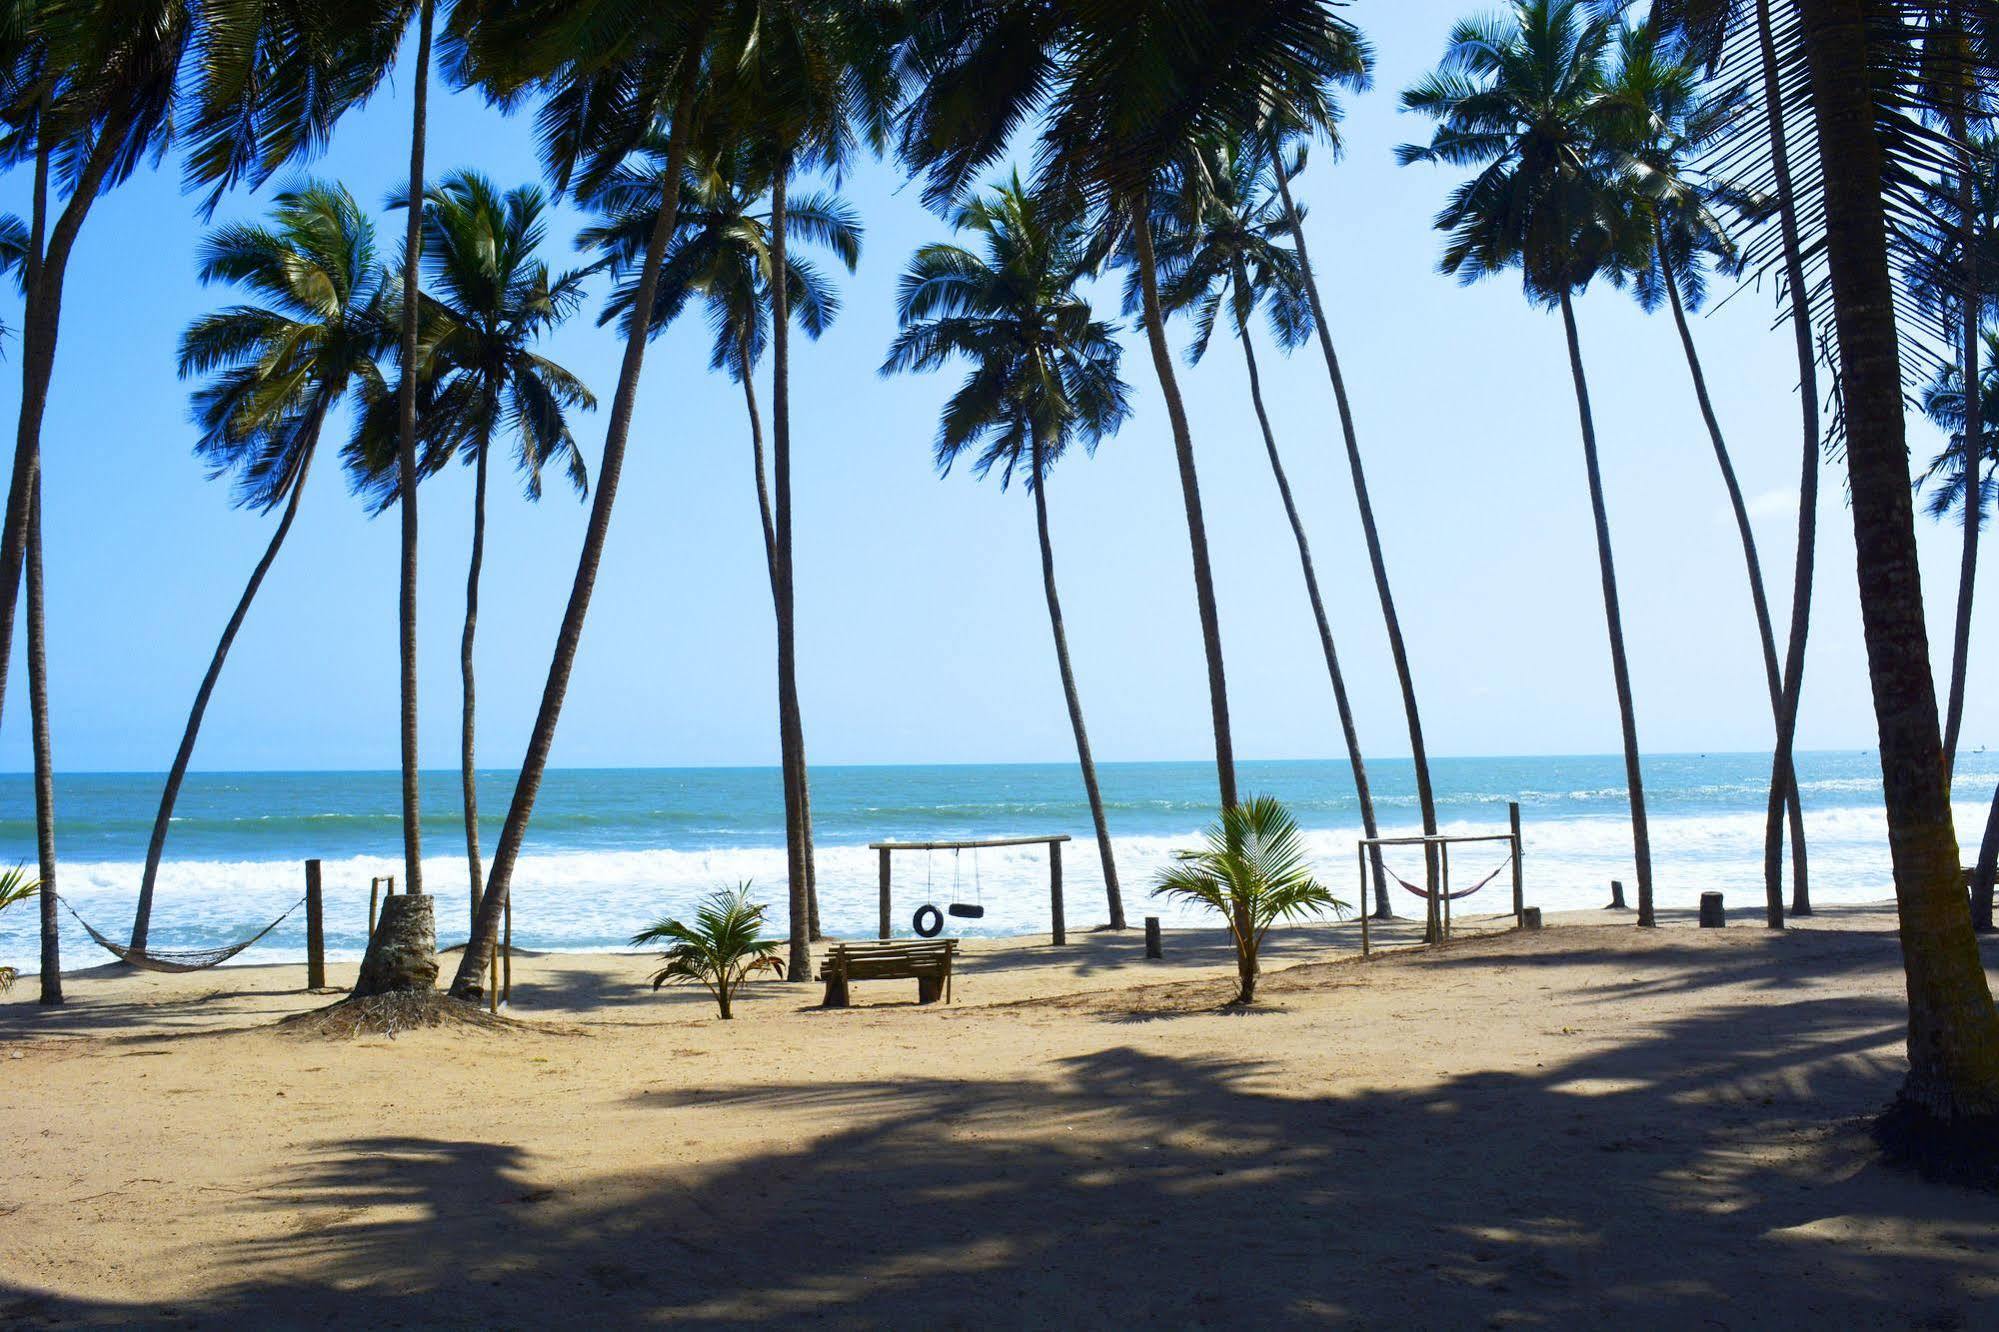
{"left": 1521, "top": 907, "right": 1542, "bottom": 930}
{"left": 1699, "top": 892, "right": 1726, "bottom": 928}
{"left": 352, "top": 893, "right": 438, "bottom": 996}
{"left": 1606, "top": 879, "right": 1627, "bottom": 910}
{"left": 1144, "top": 916, "right": 1163, "bottom": 959}
{"left": 917, "top": 974, "right": 944, "bottom": 1005}
{"left": 821, "top": 973, "right": 850, "bottom": 1009}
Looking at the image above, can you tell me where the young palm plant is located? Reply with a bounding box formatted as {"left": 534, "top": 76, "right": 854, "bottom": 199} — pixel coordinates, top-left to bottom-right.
{"left": 130, "top": 183, "right": 392, "bottom": 951}
{"left": 1601, "top": 16, "right": 1809, "bottom": 925}
{"left": 881, "top": 176, "right": 1132, "bottom": 931}
{"left": 1400, "top": 0, "right": 1659, "bottom": 927}
{"left": 631, "top": 883, "right": 784, "bottom": 1019}
{"left": 346, "top": 170, "right": 596, "bottom": 935}
{"left": 1142, "top": 133, "right": 1394, "bottom": 922}
{"left": 0, "top": 863, "right": 39, "bottom": 993}
{"left": 1153, "top": 795, "right": 1343, "bottom": 1004}
{"left": 579, "top": 134, "right": 860, "bottom": 957}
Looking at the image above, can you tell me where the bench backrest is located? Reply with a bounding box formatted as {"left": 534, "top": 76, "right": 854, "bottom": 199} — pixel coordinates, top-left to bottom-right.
{"left": 829, "top": 940, "right": 956, "bottom": 979}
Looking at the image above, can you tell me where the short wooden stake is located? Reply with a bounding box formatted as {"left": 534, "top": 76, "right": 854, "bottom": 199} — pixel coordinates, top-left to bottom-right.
{"left": 1509, "top": 802, "right": 1524, "bottom": 926}
{"left": 1607, "top": 879, "right": 1628, "bottom": 910}
{"left": 368, "top": 877, "right": 381, "bottom": 937}
{"left": 1521, "top": 906, "right": 1543, "bottom": 930}
{"left": 878, "top": 846, "right": 892, "bottom": 941}
{"left": 1699, "top": 892, "right": 1726, "bottom": 928}
{"left": 304, "top": 859, "right": 325, "bottom": 990}
{"left": 1049, "top": 839, "right": 1066, "bottom": 946}
{"left": 1144, "top": 915, "right": 1162, "bottom": 959}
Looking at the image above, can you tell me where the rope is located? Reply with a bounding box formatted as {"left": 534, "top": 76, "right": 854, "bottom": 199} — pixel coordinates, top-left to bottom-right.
{"left": 1385, "top": 854, "right": 1512, "bottom": 903}
{"left": 59, "top": 894, "right": 307, "bottom": 973}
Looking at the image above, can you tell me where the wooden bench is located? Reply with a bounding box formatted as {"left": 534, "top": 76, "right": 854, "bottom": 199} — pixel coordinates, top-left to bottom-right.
{"left": 819, "top": 940, "right": 957, "bottom": 1008}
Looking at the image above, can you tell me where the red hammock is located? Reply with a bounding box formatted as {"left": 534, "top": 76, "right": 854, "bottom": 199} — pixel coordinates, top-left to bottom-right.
{"left": 1383, "top": 854, "right": 1512, "bottom": 902}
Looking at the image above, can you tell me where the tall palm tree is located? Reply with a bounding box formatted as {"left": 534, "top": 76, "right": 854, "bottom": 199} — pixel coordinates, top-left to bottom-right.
{"left": 1142, "top": 135, "right": 1393, "bottom": 919}
{"left": 881, "top": 177, "right": 1132, "bottom": 930}
{"left": 1601, "top": 17, "right": 1809, "bottom": 927}
{"left": 447, "top": 0, "right": 730, "bottom": 1000}
{"left": 1400, "top": 0, "right": 1659, "bottom": 927}
{"left": 347, "top": 171, "right": 596, "bottom": 935}
{"left": 578, "top": 133, "right": 860, "bottom": 957}
{"left": 1653, "top": 0, "right": 1826, "bottom": 925}
{"left": 897, "top": 0, "right": 1372, "bottom": 814}
{"left": 1792, "top": 0, "right": 1999, "bottom": 1134}
{"left": 129, "top": 183, "right": 391, "bottom": 951}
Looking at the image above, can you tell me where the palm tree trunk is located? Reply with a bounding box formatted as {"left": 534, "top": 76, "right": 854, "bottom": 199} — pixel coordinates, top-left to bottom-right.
{"left": 0, "top": 113, "right": 130, "bottom": 737}
{"left": 29, "top": 475, "right": 59, "bottom": 1005}
{"left": 462, "top": 442, "right": 489, "bottom": 932}
{"left": 450, "top": 58, "right": 706, "bottom": 1000}
{"left": 393, "top": 0, "right": 435, "bottom": 903}
{"left": 1659, "top": 237, "right": 1808, "bottom": 928}
{"left": 1238, "top": 322, "right": 1390, "bottom": 917}
{"left": 1756, "top": 0, "right": 1818, "bottom": 922}
{"left": 769, "top": 160, "right": 818, "bottom": 980}
{"left": 1941, "top": 106, "right": 1982, "bottom": 780}
{"left": 1274, "top": 158, "right": 1426, "bottom": 913}
{"left": 1797, "top": 0, "right": 1999, "bottom": 1123}
{"left": 1031, "top": 431, "right": 1126, "bottom": 929}
{"left": 1129, "top": 202, "right": 1237, "bottom": 810}
{"left": 1969, "top": 777, "right": 1997, "bottom": 933}
{"left": 130, "top": 425, "right": 322, "bottom": 950}
{"left": 1559, "top": 290, "right": 1655, "bottom": 927}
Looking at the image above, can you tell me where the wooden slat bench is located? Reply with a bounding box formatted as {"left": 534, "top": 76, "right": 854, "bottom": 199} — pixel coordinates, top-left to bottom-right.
{"left": 819, "top": 939, "right": 958, "bottom": 1008}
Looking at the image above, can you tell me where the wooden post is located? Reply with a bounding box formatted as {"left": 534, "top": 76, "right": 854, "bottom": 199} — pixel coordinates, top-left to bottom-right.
{"left": 1607, "top": 879, "right": 1628, "bottom": 910}
{"left": 878, "top": 846, "right": 892, "bottom": 940}
{"left": 489, "top": 942, "right": 499, "bottom": 1013}
{"left": 368, "top": 877, "right": 381, "bottom": 937}
{"left": 1144, "top": 915, "right": 1162, "bottom": 959}
{"left": 1048, "top": 839, "right": 1066, "bottom": 946}
{"left": 1522, "top": 906, "right": 1542, "bottom": 930}
{"left": 502, "top": 890, "right": 513, "bottom": 1004}
{"left": 1509, "top": 802, "right": 1524, "bottom": 926}
{"left": 304, "top": 859, "right": 325, "bottom": 990}
{"left": 1699, "top": 892, "right": 1726, "bottom": 928}
{"left": 1441, "top": 841, "right": 1453, "bottom": 940}
{"left": 1358, "top": 844, "right": 1371, "bottom": 957}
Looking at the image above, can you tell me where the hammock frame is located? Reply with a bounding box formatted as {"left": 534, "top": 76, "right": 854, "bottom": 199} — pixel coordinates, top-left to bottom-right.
{"left": 1356, "top": 806, "right": 1525, "bottom": 956}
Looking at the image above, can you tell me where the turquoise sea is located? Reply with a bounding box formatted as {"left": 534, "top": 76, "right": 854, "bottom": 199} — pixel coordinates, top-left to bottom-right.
{"left": 1, "top": 752, "right": 1986, "bottom": 969}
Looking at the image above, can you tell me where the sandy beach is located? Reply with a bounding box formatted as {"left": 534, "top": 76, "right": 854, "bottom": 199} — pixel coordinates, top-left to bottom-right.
{"left": 3, "top": 905, "right": 1995, "bottom": 1327}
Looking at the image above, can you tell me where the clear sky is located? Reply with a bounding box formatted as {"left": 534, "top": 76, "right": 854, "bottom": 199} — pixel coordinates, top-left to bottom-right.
{"left": 0, "top": 2, "right": 1981, "bottom": 774}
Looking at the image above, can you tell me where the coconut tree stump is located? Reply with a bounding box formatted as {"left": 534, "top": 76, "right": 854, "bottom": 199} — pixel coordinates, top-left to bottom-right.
{"left": 353, "top": 893, "right": 438, "bottom": 996}
{"left": 1699, "top": 892, "right": 1726, "bottom": 928}
{"left": 1607, "top": 879, "right": 1627, "bottom": 909}
{"left": 1144, "top": 915, "right": 1162, "bottom": 959}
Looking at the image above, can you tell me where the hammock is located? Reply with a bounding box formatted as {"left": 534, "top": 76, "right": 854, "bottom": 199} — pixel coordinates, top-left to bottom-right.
{"left": 60, "top": 894, "right": 306, "bottom": 973}
{"left": 1385, "top": 854, "right": 1512, "bottom": 903}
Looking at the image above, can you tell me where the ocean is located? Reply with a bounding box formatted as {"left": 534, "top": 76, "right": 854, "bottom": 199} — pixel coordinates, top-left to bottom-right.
{"left": 1, "top": 752, "right": 1986, "bottom": 970}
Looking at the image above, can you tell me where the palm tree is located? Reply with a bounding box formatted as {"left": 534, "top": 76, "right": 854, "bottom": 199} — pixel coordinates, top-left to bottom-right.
{"left": 1153, "top": 795, "right": 1343, "bottom": 1004}
{"left": 1601, "top": 17, "right": 1809, "bottom": 927}
{"left": 881, "top": 177, "right": 1132, "bottom": 931}
{"left": 578, "top": 134, "right": 861, "bottom": 958}
{"left": 631, "top": 882, "right": 785, "bottom": 1019}
{"left": 1653, "top": 0, "right": 1826, "bottom": 925}
{"left": 129, "top": 183, "right": 392, "bottom": 951}
{"left": 1142, "top": 135, "right": 1393, "bottom": 920}
{"left": 897, "top": 0, "right": 1372, "bottom": 814}
{"left": 1790, "top": 0, "right": 1999, "bottom": 1134}
{"left": 346, "top": 170, "right": 595, "bottom": 935}
{"left": 446, "top": 0, "right": 729, "bottom": 1000}
{"left": 1400, "top": 0, "right": 1659, "bottom": 927}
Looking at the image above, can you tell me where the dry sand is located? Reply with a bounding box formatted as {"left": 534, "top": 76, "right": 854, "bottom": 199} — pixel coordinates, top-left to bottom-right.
{"left": 2, "top": 903, "right": 1995, "bottom": 1328}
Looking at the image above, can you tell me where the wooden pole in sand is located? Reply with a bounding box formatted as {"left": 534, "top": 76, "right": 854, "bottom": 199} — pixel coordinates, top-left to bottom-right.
{"left": 1441, "top": 840, "right": 1453, "bottom": 940}
{"left": 305, "top": 859, "right": 325, "bottom": 990}
{"left": 502, "top": 891, "right": 512, "bottom": 1004}
{"left": 1358, "top": 843, "right": 1371, "bottom": 957}
{"left": 368, "top": 877, "right": 381, "bottom": 937}
{"left": 1509, "top": 802, "right": 1524, "bottom": 927}
{"left": 878, "top": 846, "right": 892, "bottom": 940}
{"left": 489, "top": 940, "right": 498, "bottom": 1014}
{"left": 1049, "top": 838, "right": 1066, "bottom": 946}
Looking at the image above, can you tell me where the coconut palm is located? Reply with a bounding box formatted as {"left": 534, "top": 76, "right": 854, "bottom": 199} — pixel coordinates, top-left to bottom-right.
{"left": 0, "top": 863, "right": 38, "bottom": 993}
{"left": 345, "top": 170, "right": 595, "bottom": 935}
{"left": 1140, "top": 134, "right": 1393, "bottom": 920}
{"left": 129, "top": 183, "right": 392, "bottom": 951}
{"left": 896, "top": 0, "right": 1374, "bottom": 814}
{"left": 1400, "top": 0, "right": 1658, "bottom": 927}
{"left": 1788, "top": 0, "right": 1999, "bottom": 1134}
{"left": 1600, "top": 16, "right": 1810, "bottom": 926}
{"left": 631, "top": 883, "right": 784, "bottom": 1019}
{"left": 1153, "top": 795, "right": 1343, "bottom": 1004}
{"left": 881, "top": 177, "right": 1132, "bottom": 931}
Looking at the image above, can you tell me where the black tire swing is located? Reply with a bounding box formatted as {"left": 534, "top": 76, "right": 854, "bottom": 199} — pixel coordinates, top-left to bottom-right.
{"left": 910, "top": 845, "right": 986, "bottom": 937}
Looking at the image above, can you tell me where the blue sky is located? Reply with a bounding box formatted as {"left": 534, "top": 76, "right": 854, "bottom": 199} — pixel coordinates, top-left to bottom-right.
{"left": 0, "top": 3, "right": 1980, "bottom": 774}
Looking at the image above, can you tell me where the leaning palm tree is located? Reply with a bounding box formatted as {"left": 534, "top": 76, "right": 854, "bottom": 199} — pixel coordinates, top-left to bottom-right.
{"left": 881, "top": 177, "right": 1132, "bottom": 931}
{"left": 346, "top": 170, "right": 596, "bottom": 935}
{"left": 578, "top": 134, "right": 861, "bottom": 956}
{"left": 1400, "top": 0, "right": 1659, "bottom": 927}
{"left": 1601, "top": 17, "right": 1809, "bottom": 926}
{"left": 1141, "top": 134, "right": 1393, "bottom": 920}
{"left": 129, "top": 183, "right": 391, "bottom": 951}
